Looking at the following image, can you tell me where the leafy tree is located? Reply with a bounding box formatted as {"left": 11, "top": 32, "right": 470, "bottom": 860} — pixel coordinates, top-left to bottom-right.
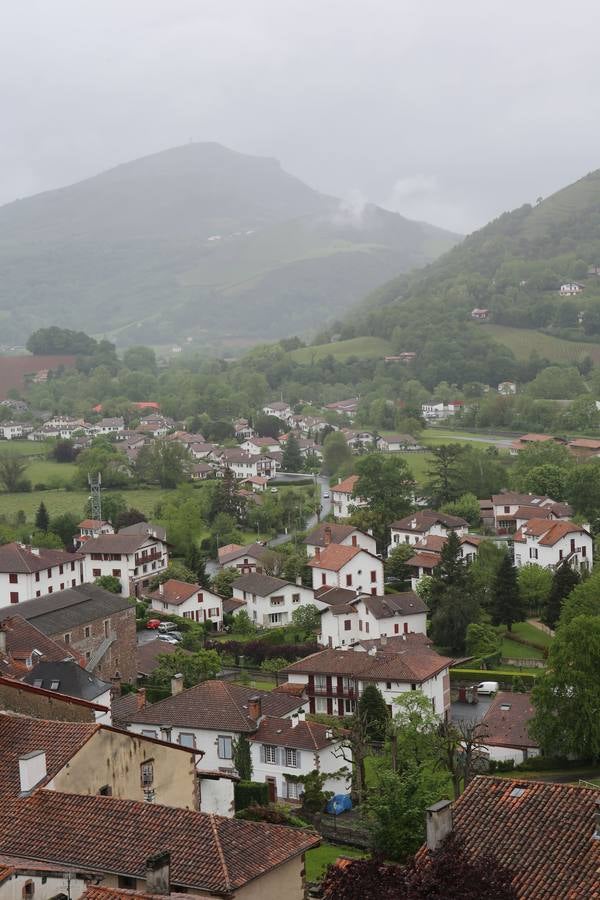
{"left": 232, "top": 734, "right": 253, "bottom": 781}
{"left": 34, "top": 501, "right": 49, "bottom": 533}
{"left": 385, "top": 543, "right": 414, "bottom": 584}
{"left": 437, "top": 718, "right": 490, "bottom": 798}
{"left": 322, "top": 431, "right": 352, "bottom": 476}
{"left": 441, "top": 492, "right": 480, "bottom": 527}
{"left": 148, "top": 561, "right": 196, "bottom": 590}
{"left": 490, "top": 553, "right": 524, "bottom": 631}
{"left": 146, "top": 648, "right": 221, "bottom": 699}
{"left": 52, "top": 439, "right": 77, "bottom": 463}
{"left": 233, "top": 609, "right": 257, "bottom": 634}
{"left": 527, "top": 365, "right": 585, "bottom": 399}
{"left": 49, "top": 512, "right": 80, "bottom": 549}
{"left": 352, "top": 454, "right": 413, "bottom": 548}
{"left": 136, "top": 439, "right": 191, "bottom": 488}
{"left": 28, "top": 530, "right": 64, "bottom": 549}
{"left": 291, "top": 604, "right": 321, "bottom": 632}
{"left": 281, "top": 434, "right": 303, "bottom": 472}
{"left": 95, "top": 575, "right": 122, "bottom": 594}
{"left": 0, "top": 456, "right": 28, "bottom": 492}
{"left": 77, "top": 441, "right": 131, "bottom": 489}
{"left": 114, "top": 508, "right": 147, "bottom": 529}
{"left": 387, "top": 692, "right": 440, "bottom": 773}
{"left": 531, "top": 615, "right": 600, "bottom": 760}
{"left": 523, "top": 464, "right": 568, "bottom": 500}
{"left": 511, "top": 442, "right": 571, "bottom": 493}
{"left": 211, "top": 567, "right": 238, "bottom": 599}
{"left": 425, "top": 445, "right": 464, "bottom": 506}
{"left": 543, "top": 562, "right": 580, "bottom": 629}
{"left": 357, "top": 684, "right": 389, "bottom": 742}
{"left": 26, "top": 326, "right": 98, "bottom": 355}
{"left": 184, "top": 543, "right": 209, "bottom": 587}
{"left": 468, "top": 539, "right": 506, "bottom": 612}
{"left": 208, "top": 469, "right": 246, "bottom": 522}
{"left": 465, "top": 623, "right": 501, "bottom": 658}
{"left": 260, "top": 657, "right": 290, "bottom": 673}
{"left": 286, "top": 768, "right": 348, "bottom": 815}
{"left": 254, "top": 414, "right": 283, "bottom": 437}
{"left": 123, "top": 345, "right": 157, "bottom": 373}
{"left": 85, "top": 492, "right": 128, "bottom": 526}
{"left": 517, "top": 564, "right": 552, "bottom": 616}
{"left": 558, "top": 569, "right": 600, "bottom": 626}
{"left": 565, "top": 462, "right": 600, "bottom": 518}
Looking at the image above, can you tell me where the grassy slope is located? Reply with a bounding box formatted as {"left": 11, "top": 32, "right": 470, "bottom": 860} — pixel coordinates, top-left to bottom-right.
{"left": 484, "top": 324, "right": 600, "bottom": 364}
{"left": 305, "top": 844, "right": 367, "bottom": 882}
{"left": 290, "top": 336, "right": 392, "bottom": 364}
{"left": 0, "top": 488, "right": 174, "bottom": 522}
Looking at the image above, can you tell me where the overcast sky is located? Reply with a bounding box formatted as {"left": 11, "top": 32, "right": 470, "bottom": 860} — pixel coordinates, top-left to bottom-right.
{"left": 2, "top": 0, "right": 600, "bottom": 233}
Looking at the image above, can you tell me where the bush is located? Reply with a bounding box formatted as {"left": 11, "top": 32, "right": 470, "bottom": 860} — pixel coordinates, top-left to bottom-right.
{"left": 488, "top": 759, "right": 516, "bottom": 773}
{"left": 206, "top": 639, "right": 320, "bottom": 666}
{"left": 236, "top": 802, "right": 310, "bottom": 827}
{"left": 33, "top": 482, "right": 47, "bottom": 491}
{"left": 449, "top": 668, "right": 539, "bottom": 689}
{"left": 234, "top": 780, "right": 269, "bottom": 811}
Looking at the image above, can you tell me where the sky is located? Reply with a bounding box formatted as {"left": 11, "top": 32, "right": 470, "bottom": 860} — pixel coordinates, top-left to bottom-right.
{"left": 2, "top": 0, "right": 600, "bottom": 234}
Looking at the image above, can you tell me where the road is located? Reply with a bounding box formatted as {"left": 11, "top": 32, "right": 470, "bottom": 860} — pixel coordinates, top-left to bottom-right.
{"left": 268, "top": 474, "right": 330, "bottom": 548}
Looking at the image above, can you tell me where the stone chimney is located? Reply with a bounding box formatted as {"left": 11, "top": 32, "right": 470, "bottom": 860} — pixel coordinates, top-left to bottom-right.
{"left": 324, "top": 526, "right": 332, "bottom": 546}
{"left": 19, "top": 750, "right": 47, "bottom": 794}
{"left": 170, "top": 673, "right": 184, "bottom": 696}
{"left": 298, "top": 708, "right": 306, "bottom": 722}
{"left": 111, "top": 675, "right": 122, "bottom": 698}
{"left": 248, "top": 695, "right": 262, "bottom": 721}
{"left": 296, "top": 575, "right": 303, "bottom": 586}
{"left": 158, "top": 582, "right": 164, "bottom": 596}
{"left": 291, "top": 712, "right": 299, "bottom": 729}
{"left": 426, "top": 800, "right": 453, "bottom": 851}
{"left": 30, "top": 547, "right": 40, "bottom": 557}
{"left": 0, "top": 624, "right": 7, "bottom": 655}
{"left": 136, "top": 688, "right": 147, "bottom": 709}
{"left": 145, "top": 851, "right": 170, "bottom": 895}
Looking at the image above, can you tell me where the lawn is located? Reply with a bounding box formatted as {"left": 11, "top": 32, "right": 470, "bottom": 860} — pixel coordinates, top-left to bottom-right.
{"left": 0, "top": 487, "right": 175, "bottom": 523}
{"left": 305, "top": 842, "right": 367, "bottom": 882}
{"left": 511, "top": 621, "right": 552, "bottom": 648}
{"left": 232, "top": 677, "right": 277, "bottom": 691}
{"left": 290, "top": 336, "right": 392, "bottom": 364}
{"left": 0, "top": 439, "right": 50, "bottom": 457}
{"left": 26, "top": 459, "right": 77, "bottom": 487}
{"left": 485, "top": 324, "right": 600, "bottom": 364}
{"left": 501, "top": 636, "right": 545, "bottom": 661}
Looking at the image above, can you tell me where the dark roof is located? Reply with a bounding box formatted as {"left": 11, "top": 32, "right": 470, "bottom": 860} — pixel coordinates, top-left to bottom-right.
{"left": 390, "top": 510, "right": 468, "bottom": 531}
{"left": 272, "top": 682, "right": 307, "bottom": 697}
{"left": 417, "top": 776, "right": 600, "bottom": 898}
{"left": 480, "top": 692, "right": 538, "bottom": 750}
{"left": 304, "top": 523, "right": 357, "bottom": 547}
{"left": 136, "top": 637, "right": 193, "bottom": 677}
{"left": 0, "top": 543, "right": 83, "bottom": 574}
{"left": 218, "top": 542, "right": 269, "bottom": 565}
{"left": 111, "top": 692, "right": 142, "bottom": 728}
{"left": 0, "top": 584, "right": 134, "bottom": 635}
{"left": 232, "top": 573, "right": 290, "bottom": 595}
{"left": 0, "top": 615, "right": 73, "bottom": 678}
{"left": 0, "top": 716, "right": 98, "bottom": 797}
{"left": 314, "top": 586, "right": 358, "bottom": 607}
{"left": 282, "top": 646, "right": 452, "bottom": 683}
{"left": 125, "top": 680, "right": 302, "bottom": 731}
{"left": 23, "top": 660, "right": 111, "bottom": 702}
{"left": 222, "top": 597, "right": 246, "bottom": 615}
{"left": 118, "top": 522, "right": 167, "bottom": 541}
{"left": 249, "top": 716, "right": 340, "bottom": 751}
{"left": 81, "top": 533, "right": 163, "bottom": 554}
{"left": 0, "top": 791, "right": 320, "bottom": 894}
{"left": 353, "top": 633, "right": 433, "bottom": 651}
{"left": 360, "top": 592, "right": 427, "bottom": 619}
{"left": 0, "top": 675, "right": 107, "bottom": 715}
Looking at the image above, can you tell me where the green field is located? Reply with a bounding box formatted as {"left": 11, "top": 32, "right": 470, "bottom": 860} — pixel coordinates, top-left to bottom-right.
{"left": 512, "top": 621, "right": 552, "bottom": 647}
{"left": 485, "top": 324, "right": 600, "bottom": 364}
{"left": 305, "top": 843, "right": 367, "bottom": 882}
{"left": 502, "top": 636, "right": 545, "bottom": 661}
{"left": 0, "top": 488, "right": 175, "bottom": 523}
{"left": 0, "top": 440, "right": 49, "bottom": 457}
{"left": 290, "top": 336, "right": 392, "bottom": 364}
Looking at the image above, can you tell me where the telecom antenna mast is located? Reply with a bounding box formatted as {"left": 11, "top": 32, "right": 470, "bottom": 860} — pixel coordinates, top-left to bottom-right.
{"left": 88, "top": 472, "right": 102, "bottom": 521}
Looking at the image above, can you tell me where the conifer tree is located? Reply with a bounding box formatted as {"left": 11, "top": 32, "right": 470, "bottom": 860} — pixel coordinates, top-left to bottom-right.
{"left": 491, "top": 553, "right": 524, "bottom": 631}
{"left": 34, "top": 501, "right": 49, "bottom": 533}
{"left": 282, "top": 433, "right": 303, "bottom": 472}
{"left": 543, "top": 562, "right": 580, "bottom": 629}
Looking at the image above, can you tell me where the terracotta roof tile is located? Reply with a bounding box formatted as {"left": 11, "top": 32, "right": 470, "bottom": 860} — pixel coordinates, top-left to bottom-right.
{"left": 304, "top": 524, "right": 357, "bottom": 547}
{"left": 480, "top": 692, "right": 538, "bottom": 750}
{"left": 248, "top": 716, "right": 340, "bottom": 751}
{"left": 307, "top": 545, "right": 364, "bottom": 571}
{"left": 0, "top": 615, "right": 74, "bottom": 677}
{"left": 332, "top": 475, "right": 360, "bottom": 495}
{"left": 136, "top": 638, "right": 193, "bottom": 677}
{"left": 282, "top": 646, "right": 451, "bottom": 683}
{"left": 0, "top": 543, "right": 83, "bottom": 574}
{"left": 390, "top": 510, "right": 468, "bottom": 531}
{"left": 145, "top": 579, "right": 199, "bottom": 605}
{"left": 406, "top": 551, "right": 441, "bottom": 569}
{"left": 513, "top": 518, "right": 589, "bottom": 546}
{"left": 360, "top": 592, "right": 427, "bottom": 619}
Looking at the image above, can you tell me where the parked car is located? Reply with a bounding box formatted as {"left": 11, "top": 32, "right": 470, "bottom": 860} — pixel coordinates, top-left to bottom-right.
{"left": 146, "top": 619, "right": 161, "bottom": 629}
{"left": 158, "top": 622, "right": 179, "bottom": 633}
{"left": 477, "top": 681, "right": 499, "bottom": 695}
{"left": 322, "top": 491, "right": 330, "bottom": 498}
{"left": 158, "top": 633, "right": 181, "bottom": 644}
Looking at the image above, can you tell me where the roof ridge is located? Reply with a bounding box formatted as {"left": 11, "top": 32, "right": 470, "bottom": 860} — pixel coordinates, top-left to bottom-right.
{"left": 209, "top": 814, "right": 232, "bottom": 892}
{"left": 224, "top": 681, "right": 257, "bottom": 726}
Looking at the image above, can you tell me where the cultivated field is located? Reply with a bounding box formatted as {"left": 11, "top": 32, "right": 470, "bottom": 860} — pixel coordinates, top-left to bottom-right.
{"left": 290, "top": 336, "right": 392, "bottom": 364}
{"left": 485, "top": 324, "right": 600, "bottom": 364}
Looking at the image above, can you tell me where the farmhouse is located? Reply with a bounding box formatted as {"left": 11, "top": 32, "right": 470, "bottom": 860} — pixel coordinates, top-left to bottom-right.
{"left": 307, "top": 544, "right": 384, "bottom": 596}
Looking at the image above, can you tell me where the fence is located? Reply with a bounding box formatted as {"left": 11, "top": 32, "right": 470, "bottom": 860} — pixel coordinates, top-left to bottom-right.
{"left": 501, "top": 657, "right": 546, "bottom": 669}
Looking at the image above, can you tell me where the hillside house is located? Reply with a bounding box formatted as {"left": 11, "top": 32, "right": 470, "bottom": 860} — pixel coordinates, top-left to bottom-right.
{"left": 498, "top": 381, "right": 517, "bottom": 394}
{"left": 406, "top": 534, "right": 482, "bottom": 589}
{"left": 216, "top": 448, "right": 260, "bottom": 479}
{"left": 74, "top": 519, "right": 115, "bottom": 550}
{"left": 233, "top": 417, "right": 256, "bottom": 439}
{"left": 471, "top": 308, "right": 489, "bottom": 320}
{"left": 567, "top": 437, "right": 600, "bottom": 458}
{"left": 307, "top": 544, "right": 384, "bottom": 596}
{"left": 388, "top": 510, "right": 469, "bottom": 554}
{"left": 231, "top": 573, "right": 317, "bottom": 627}
{"left": 325, "top": 398, "right": 359, "bottom": 418}
{"left": 249, "top": 712, "right": 350, "bottom": 803}
{"left": 145, "top": 579, "right": 223, "bottom": 628}
{"left": 319, "top": 591, "right": 427, "bottom": 648}
{"left": 304, "top": 523, "right": 377, "bottom": 558}
{"left": 331, "top": 474, "right": 368, "bottom": 519}
{"left": 240, "top": 436, "right": 281, "bottom": 455}
{"left": 0, "top": 421, "right": 33, "bottom": 440}
{"left": 509, "top": 433, "right": 563, "bottom": 454}
{"left": 341, "top": 429, "right": 376, "bottom": 450}
{"left": 376, "top": 433, "right": 421, "bottom": 452}
{"left": 92, "top": 417, "right": 125, "bottom": 435}
{"left": 282, "top": 643, "right": 452, "bottom": 718}
{"left": 490, "top": 492, "right": 571, "bottom": 532}
{"left": 262, "top": 401, "right": 293, "bottom": 420}
{"left": 80, "top": 530, "right": 169, "bottom": 597}
{"left": 559, "top": 281, "right": 585, "bottom": 294}
{"left": 0, "top": 543, "right": 85, "bottom": 605}
{"left": 513, "top": 518, "right": 592, "bottom": 571}
{"left": 421, "top": 401, "right": 463, "bottom": 419}
{"left": 217, "top": 541, "right": 270, "bottom": 574}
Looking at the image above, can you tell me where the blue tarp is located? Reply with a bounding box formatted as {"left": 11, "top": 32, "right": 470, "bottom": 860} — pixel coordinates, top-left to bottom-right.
{"left": 326, "top": 793, "right": 352, "bottom": 815}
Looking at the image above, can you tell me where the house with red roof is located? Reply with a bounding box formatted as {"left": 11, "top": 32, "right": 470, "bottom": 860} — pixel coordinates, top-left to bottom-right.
{"left": 0, "top": 542, "right": 85, "bottom": 606}
{"left": 388, "top": 509, "right": 469, "bottom": 555}
{"left": 479, "top": 692, "right": 540, "bottom": 764}
{"left": 331, "top": 474, "right": 368, "bottom": 519}
{"left": 307, "top": 543, "right": 384, "bottom": 596}
{"left": 144, "top": 579, "right": 223, "bottom": 629}
{"left": 513, "top": 518, "right": 592, "bottom": 571}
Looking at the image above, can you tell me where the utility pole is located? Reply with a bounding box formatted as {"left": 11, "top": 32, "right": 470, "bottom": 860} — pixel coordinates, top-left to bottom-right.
{"left": 88, "top": 472, "right": 102, "bottom": 521}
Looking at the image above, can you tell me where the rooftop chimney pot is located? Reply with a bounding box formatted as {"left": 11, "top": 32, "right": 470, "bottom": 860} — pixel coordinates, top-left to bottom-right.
{"left": 298, "top": 708, "right": 306, "bottom": 722}
{"left": 291, "top": 713, "right": 299, "bottom": 729}
{"left": 248, "top": 695, "right": 262, "bottom": 721}
{"left": 426, "top": 799, "right": 453, "bottom": 850}
{"left": 136, "top": 688, "right": 147, "bottom": 709}
{"left": 0, "top": 624, "right": 7, "bottom": 655}
{"left": 145, "top": 851, "right": 171, "bottom": 895}
{"left": 324, "top": 526, "right": 332, "bottom": 546}
{"left": 19, "top": 750, "right": 47, "bottom": 794}
{"left": 170, "top": 673, "right": 184, "bottom": 696}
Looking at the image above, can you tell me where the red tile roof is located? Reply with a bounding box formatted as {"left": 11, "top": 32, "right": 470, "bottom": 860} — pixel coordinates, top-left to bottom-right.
{"left": 282, "top": 645, "right": 451, "bottom": 683}
{"left": 406, "top": 551, "right": 441, "bottom": 569}
{"left": 125, "top": 680, "right": 302, "bottom": 731}
{"left": 82, "top": 889, "right": 197, "bottom": 900}
{"left": 136, "top": 637, "right": 193, "bottom": 677}
{"left": 0, "top": 615, "right": 74, "bottom": 677}
{"left": 307, "top": 544, "right": 366, "bottom": 571}
{"left": 332, "top": 475, "right": 359, "bottom": 495}
{"left": 391, "top": 510, "right": 468, "bottom": 532}
{"left": 248, "top": 716, "right": 340, "bottom": 751}
{"left": 513, "top": 518, "right": 590, "bottom": 546}
{"left": 0, "top": 791, "right": 319, "bottom": 894}
{"left": 0, "top": 543, "right": 83, "bottom": 574}
{"left": 418, "top": 776, "right": 600, "bottom": 898}
{"left": 272, "top": 682, "right": 307, "bottom": 697}
{"left": 480, "top": 692, "right": 538, "bottom": 750}
{"left": 145, "top": 579, "right": 200, "bottom": 605}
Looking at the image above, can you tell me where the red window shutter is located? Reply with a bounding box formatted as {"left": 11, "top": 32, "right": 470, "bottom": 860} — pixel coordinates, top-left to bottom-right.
{"left": 309, "top": 697, "right": 315, "bottom": 714}
{"left": 338, "top": 698, "right": 344, "bottom": 716}
{"left": 326, "top": 698, "right": 333, "bottom": 715}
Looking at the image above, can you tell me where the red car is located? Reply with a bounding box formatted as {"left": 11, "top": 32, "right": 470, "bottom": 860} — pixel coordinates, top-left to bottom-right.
{"left": 146, "top": 619, "right": 161, "bottom": 629}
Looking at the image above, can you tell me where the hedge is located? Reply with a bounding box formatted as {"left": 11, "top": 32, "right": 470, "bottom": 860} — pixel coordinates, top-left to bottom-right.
{"left": 234, "top": 780, "right": 269, "bottom": 811}
{"left": 503, "top": 631, "right": 548, "bottom": 654}
{"left": 450, "top": 668, "right": 539, "bottom": 690}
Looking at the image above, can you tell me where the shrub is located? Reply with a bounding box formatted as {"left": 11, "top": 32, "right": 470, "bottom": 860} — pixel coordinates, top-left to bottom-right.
{"left": 236, "top": 802, "right": 310, "bottom": 827}
{"left": 449, "top": 668, "right": 538, "bottom": 689}
{"left": 234, "top": 780, "right": 269, "bottom": 811}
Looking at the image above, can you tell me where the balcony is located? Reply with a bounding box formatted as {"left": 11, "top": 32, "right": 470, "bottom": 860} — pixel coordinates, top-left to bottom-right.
{"left": 135, "top": 550, "right": 163, "bottom": 566}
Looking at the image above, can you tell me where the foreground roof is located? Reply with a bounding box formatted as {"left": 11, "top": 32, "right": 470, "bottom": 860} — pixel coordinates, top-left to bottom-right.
{"left": 0, "top": 543, "right": 83, "bottom": 574}
{"left": 232, "top": 573, "right": 290, "bottom": 595}
{"left": 145, "top": 579, "right": 200, "bottom": 605}
{"left": 0, "top": 584, "right": 134, "bottom": 634}
{"left": 0, "top": 791, "right": 319, "bottom": 895}
{"left": 331, "top": 475, "right": 360, "bottom": 494}
{"left": 513, "top": 518, "right": 590, "bottom": 546}
{"left": 360, "top": 592, "right": 428, "bottom": 618}
{"left": 424, "top": 776, "right": 600, "bottom": 898}
{"left": 307, "top": 544, "right": 367, "bottom": 571}
{"left": 23, "top": 659, "right": 111, "bottom": 701}
{"left": 124, "top": 680, "right": 301, "bottom": 731}
{"left": 304, "top": 523, "right": 358, "bottom": 547}
{"left": 282, "top": 645, "right": 451, "bottom": 683}
{"left": 249, "top": 716, "right": 339, "bottom": 751}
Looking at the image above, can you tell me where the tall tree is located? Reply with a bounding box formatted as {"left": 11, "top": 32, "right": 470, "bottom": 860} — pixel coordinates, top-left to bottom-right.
{"left": 185, "top": 543, "right": 209, "bottom": 588}
{"left": 429, "top": 533, "right": 480, "bottom": 652}
{"left": 281, "top": 433, "right": 303, "bottom": 472}
{"left": 357, "top": 684, "right": 389, "bottom": 742}
{"left": 232, "top": 733, "right": 253, "bottom": 781}
{"left": 322, "top": 431, "right": 352, "bottom": 476}
{"left": 34, "top": 501, "right": 49, "bottom": 533}
{"left": 491, "top": 553, "right": 524, "bottom": 631}
{"left": 351, "top": 454, "right": 413, "bottom": 549}
{"left": 0, "top": 456, "right": 28, "bottom": 492}
{"left": 543, "top": 562, "right": 580, "bottom": 629}
{"left": 517, "top": 564, "right": 553, "bottom": 616}
{"left": 209, "top": 468, "right": 246, "bottom": 521}
{"left": 136, "top": 439, "right": 191, "bottom": 488}
{"left": 425, "top": 445, "right": 464, "bottom": 505}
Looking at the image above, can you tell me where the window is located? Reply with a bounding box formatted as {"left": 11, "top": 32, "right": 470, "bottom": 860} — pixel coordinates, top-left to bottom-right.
{"left": 209, "top": 607, "right": 220, "bottom": 618}
{"left": 344, "top": 619, "right": 352, "bottom": 631}
{"left": 292, "top": 593, "right": 300, "bottom": 603}
{"left": 48, "top": 586, "right": 53, "bottom": 594}
{"left": 218, "top": 735, "right": 233, "bottom": 759}
{"left": 315, "top": 674, "right": 327, "bottom": 691}
{"left": 93, "top": 568, "right": 101, "bottom": 577}
{"left": 365, "top": 622, "right": 369, "bottom": 633}
{"left": 47, "top": 568, "right": 52, "bottom": 578}
{"left": 321, "top": 573, "right": 326, "bottom": 585}
{"left": 84, "top": 626, "right": 91, "bottom": 638}
{"left": 352, "top": 535, "right": 357, "bottom": 546}
{"left": 386, "top": 681, "right": 392, "bottom": 690}
{"left": 63, "top": 633, "right": 71, "bottom": 645}
{"left": 98, "top": 784, "right": 112, "bottom": 796}
{"left": 60, "top": 583, "right": 64, "bottom": 590}
{"left": 179, "top": 732, "right": 196, "bottom": 748}
{"left": 529, "top": 548, "right": 538, "bottom": 560}
{"left": 140, "top": 761, "right": 154, "bottom": 787}
{"left": 85, "top": 650, "right": 91, "bottom": 661}
{"left": 22, "top": 880, "right": 34, "bottom": 898}
{"left": 359, "top": 620, "right": 363, "bottom": 631}
{"left": 8, "top": 573, "right": 17, "bottom": 584}
{"left": 141, "top": 729, "right": 158, "bottom": 738}
{"left": 112, "top": 569, "right": 121, "bottom": 577}
{"left": 315, "top": 697, "right": 327, "bottom": 714}
{"left": 9, "top": 592, "right": 18, "bottom": 604}
{"left": 35, "top": 572, "right": 40, "bottom": 583}
{"left": 344, "top": 699, "right": 355, "bottom": 714}
{"left": 582, "top": 546, "right": 587, "bottom": 557}
{"left": 59, "top": 564, "right": 64, "bottom": 575}
{"left": 118, "top": 876, "right": 137, "bottom": 890}
{"left": 265, "top": 744, "right": 278, "bottom": 764}
{"left": 36, "top": 591, "right": 40, "bottom": 597}
{"left": 411, "top": 683, "right": 417, "bottom": 691}
{"left": 50, "top": 680, "right": 60, "bottom": 690}
{"left": 286, "top": 779, "right": 300, "bottom": 800}
{"left": 345, "top": 574, "right": 352, "bottom": 587}
{"left": 504, "top": 506, "right": 510, "bottom": 514}
{"left": 285, "top": 747, "right": 298, "bottom": 767}
{"left": 71, "top": 561, "right": 75, "bottom": 571}
{"left": 104, "top": 619, "right": 109, "bottom": 637}
{"left": 370, "top": 570, "right": 376, "bottom": 583}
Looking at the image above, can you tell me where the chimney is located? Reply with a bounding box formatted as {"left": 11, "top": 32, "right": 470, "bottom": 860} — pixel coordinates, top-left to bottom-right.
{"left": 324, "top": 526, "right": 332, "bottom": 546}
{"left": 298, "top": 708, "right": 306, "bottom": 722}
{"left": 145, "top": 851, "right": 171, "bottom": 895}
{"left": 170, "top": 673, "right": 184, "bottom": 696}
{"left": 136, "top": 688, "right": 147, "bottom": 709}
{"left": 30, "top": 547, "right": 40, "bottom": 557}
{"left": 426, "top": 800, "right": 453, "bottom": 851}
{"left": 325, "top": 728, "right": 333, "bottom": 740}
{"left": 314, "top": 546, "right": 321, "bottom": 559}
{"left": 19, "top": 750, "right": 47, "bottom": 794}
{"left": 296, "top": 575, "right": 303, "bottom": 586}
{"left": 111, "top": 675, "right": 122, "bottom": 698}
{"left": 158, "top": 583, "right": 164, "bottom": 596}
{"left": 0, "top": 624, "right": 6, "bottom": 654}
{"left": 291, "top": 712, "right": 299, "bottom": 729}
{"left": 248, "top": 695, "right": 262, "bottom": 721}
{"left": 380, "top": 635, "right": 387, "bottom": 647}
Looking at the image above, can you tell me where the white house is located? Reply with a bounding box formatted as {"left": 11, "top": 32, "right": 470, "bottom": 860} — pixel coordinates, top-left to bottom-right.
{"left": 232, "top": 573, "right": 317, "bottom": 627}
{"left": 262, "top": 402, "right": 293, "bottom": 421}
{"left": 0, "top": 422, "right": 33, "bottom": 440}
{"left": 341, "top": 429, "right": 376, "bottom": 451}
{"left": 319, "top": 591, "right": 428, "bottom": 648}
{"left": 282, "top": 643, "right": 452, "bottom": 719}
{"left": 304, "top": 523, "right": 377, "bottom": 558}
{"left": 491, "top": 491, "right": 571, "bottom": 532}
{"left": 0, "top": 543, "right": 85, "bottom": 605}
{"left": 498, "top": 381, "right": 517, "bottom": 395}
{"left": 249, "top": 712, "right": 351, "bottom": 802}
{"left": 125, "top": 680, "right": 303, "bottom": 771}
{"left": 81, "top": 530, "right": 169, "bottom": 597}
{"left": 376, "top": 433, "right": 421, "bottom": 452}
{"left": 216, "top": 449, "right": 260, "bottom": 479}
{"left": 512, "top": 519, "right": 592, "bottom": 571}
{"left": 421, "top": 401, "right": 464, "bottom": 420}
{"left": 217, "top": 542, "right": 269, "bottom": 574}
{"left": 307, "top": 544, "right": 384, "bottom": 596}
{"left": 324, "top": 399, "right": 359, "bottom": 418}
{"left": 92, "top": 417, "right": 125, "bottom": 435}
{"left": 331, "top": 474, "right": 367, "bottom": 519}
{"left": 73, "top": 519, "right": 115, "bottom": 550}
{"left": 240, "top": 437, "right": 281, "bottom": 455}
{"left": 559, "top": 282, "right": 584, "bottom": 295}
{"left": 145, "top": 579, "right": 223, "bottom": 629}
{"left": 388, "top": 510, "right": 469, "bottom": 555}
{"left": 479, "top": 692, "right": 540, "bottom": 765}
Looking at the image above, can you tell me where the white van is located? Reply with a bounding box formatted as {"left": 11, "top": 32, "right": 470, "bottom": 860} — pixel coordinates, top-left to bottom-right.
{"left": 477, "top": 681, "right": 499, "bottom": 695}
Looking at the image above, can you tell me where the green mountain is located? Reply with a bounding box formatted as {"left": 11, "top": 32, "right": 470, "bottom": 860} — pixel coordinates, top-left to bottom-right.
{"left": 334, "top": 169, "right": 600, "bottom": 386}
{"left": 0, "top": 143, "right": 459, "bottom": 350}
